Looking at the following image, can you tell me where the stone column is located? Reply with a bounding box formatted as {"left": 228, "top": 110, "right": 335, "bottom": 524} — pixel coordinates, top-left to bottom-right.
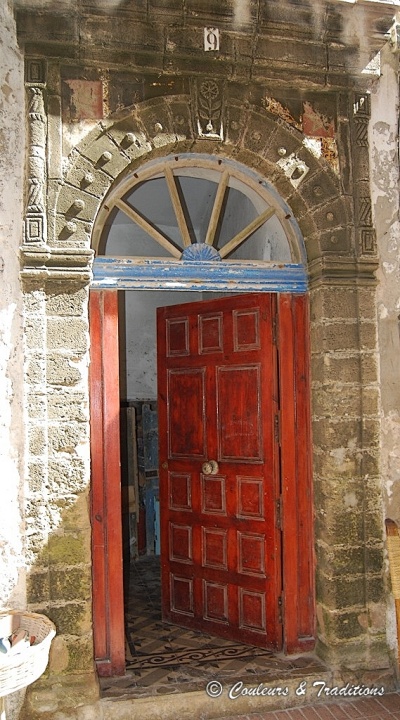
{"left": 311, "top": 280, "right": 390, "bottom": 680}
{"left": 20, "top": 58, "right": 98, "bottom": 719}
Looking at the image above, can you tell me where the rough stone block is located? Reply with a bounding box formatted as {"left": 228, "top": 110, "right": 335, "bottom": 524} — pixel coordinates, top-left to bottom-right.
{"left": 319, "top": 321, "right": 361, "bottom": 352}
{"left": 312, "top": 417, "right": 361, "bottom": 448}
{"left": 46, "top": 289, "right": 88, "bottom": 318}
{"left": 25, "top": 356, "right": 46, "bottom": 386}
{"left": 254, "top": 36, "right": 326, "bottom": 71}
{"left": 316, "top": 572, "right": 366, "bottom": 610}
{"left": 28, "top": 460, "right": 47, "bottom": 493}
{"left": 359, "top": 321, "right": 377, "bottom": 351}
{"left": 48, "top": 423, "right": 87, "bottom": 454}
{"left": 49, "top": 566, "right": 91, "bottom": 602}
{"left": 48, "top": 391, "right": 88, "bottom": 422}
{"left": 28, "top": 425, "right": 47, "bottom": 456}
{"left": 186, "top": 0, "right": 235, "bottom": 22}
{"left": 48, "top": 532, "right": 87, "bottom": 566}
{"left": 315, "top": 508, "right": 365, "bottom": 548}
{"left": 27, "top": 393, "right": 46, "bottom": 420}
{"left": 316, "top": 542, "right": 384, "bottom": 578}
{"left": 23, "top": 290, "right": 46, "bottom": 314}
{"left": 47, "top": 354, "right": 83, "bottom": 386}
{"left": 24, "top": 317, "right": 46, "bottom": 351}
{"left": 321, "top": 607, "right": 367, "bottom": 641}
{"left": 47, "top": 600, "right": 91, "bottom": 636}
{"left": 312, "top": 383, "right": 363, "bottom": 418}
{"left": 313, "top": 447, "right": 358, "bottom": 479}
{"left": 47, "top": 317, "right": 88, "bottom": 351}
{"left": 21, "top": 670, "right": 98, "bottom": 718}
{"left": 58, "top": 492, "right": 91, "bottom": 533}
{"left": 48, "top": 458, "right": 87, "bottom": 498}
{"left": 315, "top": 634, "right": 390, "bottom": 673}
{"left": 27, "top": 570, "right": 50, "bottom": 604}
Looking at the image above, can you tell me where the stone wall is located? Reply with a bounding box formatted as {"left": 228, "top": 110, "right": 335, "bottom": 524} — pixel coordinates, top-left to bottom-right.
{"left": 310, "top": 283, "right": 387, "bottom": 672}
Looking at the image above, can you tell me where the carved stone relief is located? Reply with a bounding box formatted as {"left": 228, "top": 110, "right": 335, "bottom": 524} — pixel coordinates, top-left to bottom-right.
{"left": 192, "top": 79, "right": 224, "bottom": 140}
{"left": 24, "top": 60, "right": 47, "bottom": 246}
{"left": 351, "top": 93, "right": 377, "bottom": 256}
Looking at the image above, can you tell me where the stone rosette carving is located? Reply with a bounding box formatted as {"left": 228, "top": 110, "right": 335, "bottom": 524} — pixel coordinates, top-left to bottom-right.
{"left": 193, "top": 79, "right": 224, "bottom": 140}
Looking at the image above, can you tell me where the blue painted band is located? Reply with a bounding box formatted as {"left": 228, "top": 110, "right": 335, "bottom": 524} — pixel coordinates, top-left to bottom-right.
{"left": 92, "top": 258, "right": 308, "bottom": 293}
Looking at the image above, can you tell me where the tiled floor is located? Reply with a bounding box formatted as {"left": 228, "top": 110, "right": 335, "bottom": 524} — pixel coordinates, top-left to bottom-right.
{"left": 99, "top": 556, "right": 400, "bottom": 717}
{"left": 99, "top": 555, "right": 328, "bottom": 699}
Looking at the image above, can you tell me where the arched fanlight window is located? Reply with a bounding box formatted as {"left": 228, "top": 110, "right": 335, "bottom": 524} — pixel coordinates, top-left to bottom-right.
{"left": 92, "top": 155, "right": 307, "bottom": 292}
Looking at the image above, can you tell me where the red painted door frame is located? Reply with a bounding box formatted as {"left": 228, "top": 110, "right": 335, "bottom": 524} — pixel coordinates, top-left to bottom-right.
{"left": 89, "top": 290, "right": 125, "bottom": 676}
{"left": 89, "top": 289, "right": 315, "bottom": 675}
{"left": 279, "top": 293, "right": 315, "bottom": 653}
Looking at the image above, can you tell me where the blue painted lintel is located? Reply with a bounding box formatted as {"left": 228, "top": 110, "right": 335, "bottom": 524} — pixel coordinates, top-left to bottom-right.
{"left": 92, "top": 258, "right": 307, "bottom": 293}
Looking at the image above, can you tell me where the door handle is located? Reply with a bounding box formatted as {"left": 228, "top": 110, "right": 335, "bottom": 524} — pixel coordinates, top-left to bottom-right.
{"left": 202, "top": 460, "right": 219, "bottom": 475}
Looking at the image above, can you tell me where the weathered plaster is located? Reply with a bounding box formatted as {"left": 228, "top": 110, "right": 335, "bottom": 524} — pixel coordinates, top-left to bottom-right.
{"left": 0, "top": 0, "right": 26, "bottom": 609}
{"left": 370, "top": 42, "right": 400, "bottom": 667}
{"left": 0, "top": 3, "right": 27, "bottom": 719}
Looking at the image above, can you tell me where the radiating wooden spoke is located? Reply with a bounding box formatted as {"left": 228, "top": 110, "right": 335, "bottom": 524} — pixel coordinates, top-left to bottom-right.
{"left": 218, "top": 206, "right": 276, "bottom": 259}
{"left": 114, "top": 198, "right": 182, "bottom": 259}
{"left": 164, "top": 165, "right": 192, "bottom": 248}
{"left": 205, "top": 170, "right": 229, "bottom": 246}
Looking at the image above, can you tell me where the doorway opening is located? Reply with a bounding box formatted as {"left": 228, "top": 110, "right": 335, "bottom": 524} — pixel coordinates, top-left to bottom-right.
{"left": 89, "top": 154, "right": 315, "bottom": 690}
{"left": 118, "top": 289, "right": 294, "bottom": 697}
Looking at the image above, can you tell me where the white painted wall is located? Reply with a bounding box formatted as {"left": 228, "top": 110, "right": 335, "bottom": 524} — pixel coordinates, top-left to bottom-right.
{"left": 370, "top": 42, "right": 400, "bottom": 661}
{"left": 122, "top": 291, "right": 202, "bottom": 400}
{"left": 0, "top": 0, "right": 26, "bottom": 610}
{"left": 0, "top": 3, "right": 27, "bottom": 717}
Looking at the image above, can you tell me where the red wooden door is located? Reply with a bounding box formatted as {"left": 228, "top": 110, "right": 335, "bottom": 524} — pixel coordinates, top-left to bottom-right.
{"left": 157, "top": 293, "right": 282, "bottom": 649}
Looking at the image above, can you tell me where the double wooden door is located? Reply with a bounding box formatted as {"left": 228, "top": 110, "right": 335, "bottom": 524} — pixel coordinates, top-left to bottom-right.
{"left": 90, "top": 290, "right": 315, "bottom": 676}
{"left": 157, "top": 293, "right": 281, "bottom": 648}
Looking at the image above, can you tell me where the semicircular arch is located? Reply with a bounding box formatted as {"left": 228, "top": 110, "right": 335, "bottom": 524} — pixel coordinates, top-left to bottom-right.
{"left": 54, "top": 95, "right": 352, "bottom": 291}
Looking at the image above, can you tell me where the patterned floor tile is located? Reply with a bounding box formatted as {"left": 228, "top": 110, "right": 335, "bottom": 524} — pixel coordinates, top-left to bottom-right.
{"left": 100, "top": 555, "right": 327, "bottom": 699}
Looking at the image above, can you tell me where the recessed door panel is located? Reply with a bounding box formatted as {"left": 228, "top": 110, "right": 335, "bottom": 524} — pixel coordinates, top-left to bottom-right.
{"left": 167, "top": 368, "right": 206, "bottom": 458}
{"left": 217, "top": 365, "right": 262, "bottom": 462}
{"left": 158, "top": 293, "right": 282, "bottom": 648}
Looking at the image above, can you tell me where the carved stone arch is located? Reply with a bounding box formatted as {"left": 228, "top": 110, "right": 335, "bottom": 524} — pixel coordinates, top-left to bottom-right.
{"left": 51, "top": 94, "right": 352, "bottom": 283}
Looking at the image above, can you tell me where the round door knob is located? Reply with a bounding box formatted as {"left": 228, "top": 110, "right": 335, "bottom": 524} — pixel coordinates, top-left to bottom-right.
{"left": 202, "top": 460, "right": 219, "bottom": 475}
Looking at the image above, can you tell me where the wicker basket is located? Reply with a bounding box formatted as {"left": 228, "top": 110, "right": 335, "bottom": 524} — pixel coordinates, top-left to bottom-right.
{"left": 0, "top": 610, "right": 56, "bottom": 697}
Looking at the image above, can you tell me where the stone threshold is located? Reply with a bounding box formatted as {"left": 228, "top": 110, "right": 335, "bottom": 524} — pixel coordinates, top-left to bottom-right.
{"left": 98, "top": 655, "right": 333, "bottom": 720}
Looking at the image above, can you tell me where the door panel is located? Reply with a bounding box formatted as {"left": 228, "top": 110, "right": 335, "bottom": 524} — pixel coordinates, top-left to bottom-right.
{"left": 157, "top": 293, "right": 282, "bottom": 649}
